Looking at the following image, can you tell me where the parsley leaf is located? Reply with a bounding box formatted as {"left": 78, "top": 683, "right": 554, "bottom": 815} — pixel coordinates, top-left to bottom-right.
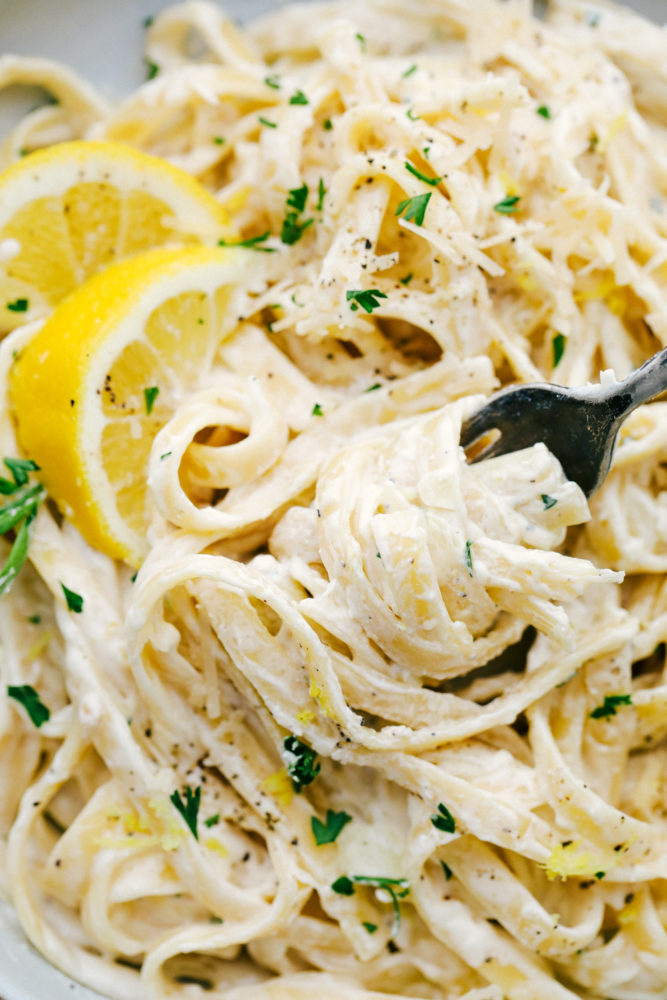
{"left": 440, "top": 860, "right": 453, "bottom": 880}
{"left": 264, "top": 74, "right": 281, "bottom": 89}
{"left": 464, "top": 540, "right": 473, "bottom": 578}
{"left": 541, "top": 494, "right": 558, "bottom": 510}
{"left": 212, "top": 136, "right": 225, "bottom": 145}
{"left": 362, "top": 921, "right": 378, "bottom": 933}
{"left": 402, "top": 64, "right": 417, "bottom": 78}
{"left": 349, "top": 875, "right": 410, "bottom": 935}
{"left": 537, "top": 105, "right": 551, "bottom": 119}
{"left": 61, "top": 583, "right": 83, "bottom": 613}
{"left": 289, "top": 90, "right": 309, "bottom": 105}
{"left": 399, "top": 272, "right": 413, "bottom": 286}
{"left": 431, "top": 802, "right": 456, "bottom": 834}
{"left": 6, "top": 298, "right": 29, "bottom": 312}
{"left": 395, "top": 192, "right": 431, "bottom": 226}
{"left": 170, "top": 785, "right": 201, "bottom": 839}
{"left": 311, "top": 809, "right": 352, "bottom": 845}
{"left": 144, "top": 386, "right": 159, "bottom": 415}
{"left": 590, "top": 694, "right": 632, "bottom": 719}
{"left": 355, "top": 32, "right": 366, "bottom": 49}
{"left": 331, "top": 875, "right": 355, "bottom": 895}
{"left": 404, "top": 161, "right": 442, "bottom": 186}
{"left": 0, "top": 482, "right": 45, "bottom": 536}
{"left": 204, "top": 813, "right": 220, "bottom": 828}
{"left": 7, "top": 684, "right": 50, "bottom": 727}
{"left": 316, "top": 177, "right": 326, "bottom": 212}
{"left": 281, "top": 213, "right": 313, "bottom": 245}
{"left": 312, "top": 403, "right": 324, "bottom": 417}
{"left": 365, "top": 383, "right": 382, "bottom": 392}
{"left": 287, "top": 184, "right": 309, "bottom": 213}
{"left": 346, "top": 289, "right": 388, "bottom": 314}
{"left": 493, "top": 195, "right": 520, "bottom": 215}
{"left": 4, "top": 457, "right": 39, "bottom": 486}
{"left": 406, "top": 107, "right": 419, "bottom": 121}
{"left": 258, "top": 116, "right": 277, "bottom": 128}
{"left": 552, "top": 333, "right": 566, "bottom": 368}
{"left": 323, "top": 118, "right": 333, "bottom": 131}
{"left": 283, "top": 735, "right": 321, "bottom": 791}
{"left": 218, "top": 231, "right": 276, "bottom": 253}
{"left": 145, "top": 60, "right": 159, "bottom": 80}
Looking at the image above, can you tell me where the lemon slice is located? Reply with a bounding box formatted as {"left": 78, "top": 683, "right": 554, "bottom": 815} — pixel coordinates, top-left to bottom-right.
{"left": 10, "top": 245, "right": 249, "bottom": 566}
{"left": 0, "top": 140, "right": 231, "bottom": 334}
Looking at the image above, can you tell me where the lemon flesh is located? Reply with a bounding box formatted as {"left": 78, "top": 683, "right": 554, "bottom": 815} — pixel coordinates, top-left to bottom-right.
{"left": 0, "top": 140, "right": 231, "bottom": 333}
{"left": 10, "top": 245, "right": 248, "bottom": 567}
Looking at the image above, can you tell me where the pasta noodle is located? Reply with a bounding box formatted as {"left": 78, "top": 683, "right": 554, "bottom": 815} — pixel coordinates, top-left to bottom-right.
{"left": 1, "top": 1, "right": 667, "bottom": 998}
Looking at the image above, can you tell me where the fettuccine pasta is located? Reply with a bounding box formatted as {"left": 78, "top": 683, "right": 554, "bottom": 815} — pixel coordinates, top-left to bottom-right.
{"left": 1, "top": 2, "right": 667, "bottom": 999}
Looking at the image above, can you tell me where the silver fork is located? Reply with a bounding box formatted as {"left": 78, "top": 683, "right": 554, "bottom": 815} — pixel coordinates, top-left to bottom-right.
{"left": 459, "top": 347, "right": 667, "bottom": 497}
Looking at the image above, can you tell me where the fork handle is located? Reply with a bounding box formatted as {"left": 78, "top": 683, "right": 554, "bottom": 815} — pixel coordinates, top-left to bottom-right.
{"left": 604, "top": 346, "right": 667, "bottom": 418}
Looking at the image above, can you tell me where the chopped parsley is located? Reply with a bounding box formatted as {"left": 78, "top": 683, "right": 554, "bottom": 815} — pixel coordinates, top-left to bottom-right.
{"left": 365, "top": 383, "right": 382, "bottom": 392}
{"left": 160, "top": 451, "right": 172, "bottom": 460}
{"left": 4, "top": 457, "right": 39, "bottom": 488}
{"left": 0, "top": 467, "right": 46, "bottom": 598}
{"left": 170, "top": 785, "right": 201, "bottom": 839}
{"left": 331, "top": 875, "right": 355, "bottom": 895}
{"left": 264, "top": 74, "right": 281, "bottom": 89}
{"left": 218, "top": 231, "right": 276, "bottom": 253}
{"left": 464, "top": 540, "right": 473, "bottom": 578}
{"left": 590, "top": 694, "right": 632, "bottom": 719}
{"left": 316, "top": 177, "right": 327, "bottom": 212}
{"left": 6, "top": 298, "right": 29, "bottom": 313}
{"left": 402, "top": 64, "right": 418, "bottom": 78}
{"left": 311, "top": 809, "right": 352, "bottom": 845}
{"left": 332, "top": 875, "right": 410, "bottom": 935}
{"left": 440, "top": 860, "right": 453, "bottom": 880}
{"left": 212, "top": 136, "right": 225, "bottom": 145}
{"left": 346, "top": 289, "right": 388, "bottom": 314}
{"left": 493, "top": 195, "right": 520, "bottom": 215}
{"left": 312, "top": 403, "right": 324, "bottom": 417}
{"left": 355, "top": 32, "right": 366, "bottom": 50}
{"left": 204, "top": 814, "right": 220, "bottom": 828}
{"left": 28, "top": 614, "right": 41, "bottom": 624}
{"left": 404, "top": 161, "right": 442, "bottom": 186}
{"left": 552, "top": 333, "right": 566, "bottom": 367}
{"left": 286, "top": 184, "right": 309, "bottom": 213}
{"left": 283, "top": 735, "right": 321, "bottom": 791}
{"left": 142, "top": 14, "right": 154, "bottom": 28}
{"left": 7, "top": 684, "right": 50, "bottom": 727}
{"left": 541, "top": 494, "right": 558, "bottom": 510}
{"left": 289, "top": 90, "right": 309, "bottom": 105}
{"left": 362, "top": 921, "right": 378, "bottom": 933}
{"left": 395, "top": 192, "right": 431, "bottom": 226}
{"left": 594, "top": 871, "right": 605, "bottom": 879}
{"left": 431, "top": 802, "right": 456, "bottom": 834}
{"left": 537, "top": 105, "right": 551, "bottom": 119}
{"left": 258, "top": 116, "right": 277, "bottom": 128}
{"left": 281, "top": 184, "right": 313, "bottom": 245}
{"left": 61, "top": 583, "right": 83, "bottom": 613}
{"left": 399, "top": 272, "right": 413, "bottom": 286}
{"left": 406, "top": 107, "right": 420, "bottom": 121}
{"left": 145, "top": 60, "right": 159, "bottom": 80}
{"left": 323, "top": 118, "right": 333, "bottom": 130}
{"left": 143, "top": 386, "right": 159, "bottom": 415}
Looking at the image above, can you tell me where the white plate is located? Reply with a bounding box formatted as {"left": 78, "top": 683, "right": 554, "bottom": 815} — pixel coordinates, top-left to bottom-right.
{"left": 0, "top": 1, "right": 664, "bottom": 999}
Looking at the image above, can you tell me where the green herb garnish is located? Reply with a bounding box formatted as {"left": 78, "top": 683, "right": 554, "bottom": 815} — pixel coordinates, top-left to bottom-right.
{"left": 258, "top": 116, "right": 277, "bottom": 128}
{"left": 323, "top": 118, "right": 333, "bottom": 131}
{"left": 440, "top": 860, "right": 453, "bottom": 880}
{"left": 264, "top": 74, "right": 281, "bottom": 89}
{"left": 337, "top": 875, "right": 410, "bottom": 935}
{"left": 311, "top": 809, "right": 352, "bottom": 845}
{"left": 405, "top": 161, "right": 442, "bottom": 186}
{"left": 395, "top": 192, "right": 431, "bottom": 226}
{"left": 289, "top": 90, "right": 309, "bottom": 105}
{"left": 399, "top": 273, "right": 413, "bottom": 286}
{"left": 355, "top": 32, "right": 366, "bottom": 49}
{"left": 144, "top": 386, "right": 159, "bottom": 415}
{"left": 493, "top": 195, "right": 520, "bottom": 214}
{"left": 312, "top": 403, "right": 324, "bottom": 417}
{"left": 362, "top": 921, "right": 378, "bottom": 933}
{"left": 142, "top": 14, "right": 154, "bottom": 28}
{"left": 346, "top": 289, "right": 388, "bottom": 314}
{"left": 7, "top": 684, "right": 50, "bottom": 727}
{"left": 464, "top": 540, "right": 473, "bottom": 578}
{"left": 286, "top": 184, "right": 309, "bottom": 213}
{"left": 590, "top": 694, "right": 632, "bottom": 719}
{"left": 6, "top": 298, "right": 29, "bottom": 313}
{"left": 0, "top": 475, "right": 45, "bottom": 597}
{"left": 204, "top": 814, "right": 220, "bottom": 828}
{"left": 541, "top": 494, "right": 558, "bottom": 510}
{"left": 61, "top": 583, "right": 83, "bottom": 613}
{"left": 537, "top": 105, "right": 551, "bottom": 119}
{"left": 283, "top": 735, "right": 321, "bottom": 791}
{"left": 316, "top": 177, "right": 326, "bottom": 212}
{"left": 552, "top": 333, "right": 566, "bottom": 368}
{"left": 4, "top": 457, "right": 39, "bottom": 487}
{"left": 170, "top": 785, "right": 201, "bottom": 839}
{"left": 218, "top": 231, "right": 276, "bottom": 253}
{"left": 365, "top": 383, "right": 382, "bottom": 392}
{"left": 281, "top": 213, "right": 313, "bottom": 245}
{"left": 402, "top": 64, "right": 417, "bottom": 78}
{"left": 212, "top": 136, "right": 225, "bottom": 145}
{"left": 145, "top": 61, "right": 159, "bottom": 80}
{"left": 431, "top": 802, "right": 456, "bottom": 834}
{"left": 406, "top": 107, "right": 419, "bottom": 121}
{"left": 331, "top": 875, "right": 355, "bottom": 895}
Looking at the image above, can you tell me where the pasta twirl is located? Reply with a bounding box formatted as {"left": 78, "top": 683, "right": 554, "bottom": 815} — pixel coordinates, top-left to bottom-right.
{"left": 2, "top": 1, "right": 667, "bottom": 999}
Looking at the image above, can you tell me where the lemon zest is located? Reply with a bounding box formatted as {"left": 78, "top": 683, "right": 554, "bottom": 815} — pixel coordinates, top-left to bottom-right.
{"left": 618, "top": 894, "right": 642, "bottom": 927}
{"left": 204, "top": 837, "right": 230, "bottom": 857}
{"left": 498, "top": 170, "right": 519, "bottom": 197}
{"left": 309, "top": 676, "right": 336, "bottom": 718}
{"left": 27, "top": 630, "right": 53, "bottom": 659}
{"left": 296, "top": 709, "right": 316, "bottom": 725}
{"left": 599, "top": 111, "right": 628, "bottom": 152}
{"left": 541, "top": 840, "right": 610, "bottom": 881}
{"left": 260, "top": 769, "right": 294, "bottom": 806}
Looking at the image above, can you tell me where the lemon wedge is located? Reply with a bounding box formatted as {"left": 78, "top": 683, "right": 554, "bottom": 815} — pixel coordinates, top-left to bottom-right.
{"left": 10, "top": 245, "right": 249, "bottom": 566}
{"left": 0, "top": 140, "right": 231, "bottom": 333}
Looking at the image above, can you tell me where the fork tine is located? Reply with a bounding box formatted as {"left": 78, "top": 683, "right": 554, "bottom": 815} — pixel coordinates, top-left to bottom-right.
{"left": 459, "top": 397, "right": 505, "bottom": 447}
